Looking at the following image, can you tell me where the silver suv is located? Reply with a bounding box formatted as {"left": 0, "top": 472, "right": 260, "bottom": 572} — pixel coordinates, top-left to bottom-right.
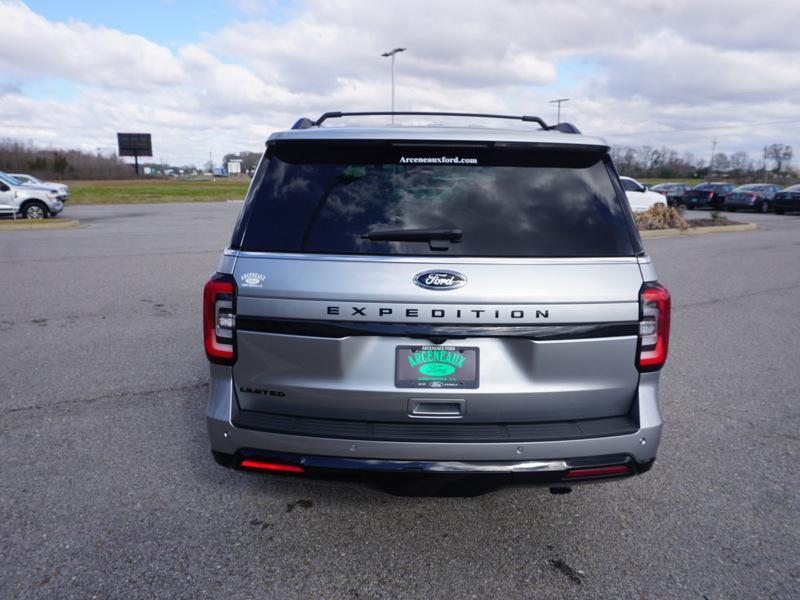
{"left": 204, "top": 112, "right": 671, "bottom": 493}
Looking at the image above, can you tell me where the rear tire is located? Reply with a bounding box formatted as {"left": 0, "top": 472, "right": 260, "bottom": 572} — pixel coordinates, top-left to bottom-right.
{"left": 727, "top": 207, "right": 736, "bottom": 212}
{"left": 775, "top": 208, "right": 785, "bottom": 215}
{"left": 687, "top": 205, "right": 695, "bottom": 210}
{"left": 22, "top": 201, "right": 48, "bottom": 220}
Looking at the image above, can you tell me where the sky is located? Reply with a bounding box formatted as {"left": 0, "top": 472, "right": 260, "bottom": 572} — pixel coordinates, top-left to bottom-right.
{"left": 1, "top": 0, "right": 799, "bottom": 167}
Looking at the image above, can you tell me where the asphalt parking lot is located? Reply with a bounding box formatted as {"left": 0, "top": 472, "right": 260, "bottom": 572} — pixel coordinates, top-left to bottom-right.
{"left": 1, "top": 203, "right": 798, "bottom": 599}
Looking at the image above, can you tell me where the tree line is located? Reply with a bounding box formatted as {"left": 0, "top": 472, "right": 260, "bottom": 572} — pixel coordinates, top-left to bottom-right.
{"left": 220, "top": 151, "right": 261, "bottom": 173}
{"left": 0, "top": 140, "right": 262, "bottom": 180}
{"left": 610, "top": 143, "right": 795, "bottom": 181}
{"left": 2, "top": 137, "right": 796, "bottom": 182}
{"left": 0, "top": 139, "right": 136, "bottom": 180}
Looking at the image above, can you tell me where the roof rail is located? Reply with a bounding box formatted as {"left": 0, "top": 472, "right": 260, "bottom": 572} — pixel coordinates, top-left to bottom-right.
{"left": 312, "top": 111, "right": 551, "bottom": 130}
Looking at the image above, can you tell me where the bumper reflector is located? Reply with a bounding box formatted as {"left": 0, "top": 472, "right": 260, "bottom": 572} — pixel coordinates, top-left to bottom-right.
{"left": 564, "top": 465, "right": 630, "bottom": 479}
{"left": 240, "top": 459, "right": 304, "bottom": 474}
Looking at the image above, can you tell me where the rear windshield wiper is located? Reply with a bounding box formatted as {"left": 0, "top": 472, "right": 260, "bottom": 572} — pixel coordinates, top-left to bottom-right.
{"left": 362, "top": 228, "right": 462, "bottom": 250}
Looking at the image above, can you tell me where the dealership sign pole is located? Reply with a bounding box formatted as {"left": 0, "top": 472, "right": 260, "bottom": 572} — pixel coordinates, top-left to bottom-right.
{"left": 381, "top": 48, "right": 406, "bottom": 124}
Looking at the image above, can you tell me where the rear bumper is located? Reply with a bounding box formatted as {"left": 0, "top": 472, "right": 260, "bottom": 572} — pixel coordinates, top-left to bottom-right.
{"left": 773, "top": 201, "right": 800, "bottom": 210}
{"left": 206, "top": 366, "right": 663, "bottom": 472}
{"left": 213, "top": 448, "right": 654, "bottom": 487}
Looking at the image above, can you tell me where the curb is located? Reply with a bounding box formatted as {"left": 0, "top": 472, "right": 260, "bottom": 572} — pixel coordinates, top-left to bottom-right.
{"left": 640, "top": 222, "right": 757, "bottom": 239}
{"left": 0, "top": 219, "right": 81, "bottom": 231}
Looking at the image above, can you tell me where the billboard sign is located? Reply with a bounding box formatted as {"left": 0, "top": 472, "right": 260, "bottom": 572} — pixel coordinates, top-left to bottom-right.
{"left": 117, "top": 133, "right": 152, "bottom": 157}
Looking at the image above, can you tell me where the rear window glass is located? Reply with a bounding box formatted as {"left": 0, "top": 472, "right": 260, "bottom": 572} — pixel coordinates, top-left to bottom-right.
{"left": 238, "top": 140, "right": 636, "bottom": 257}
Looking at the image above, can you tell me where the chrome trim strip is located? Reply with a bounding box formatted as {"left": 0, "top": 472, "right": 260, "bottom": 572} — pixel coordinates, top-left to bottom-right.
{"left": 300, "top": 458, "right": 572, "bottom": 473}
{"left": 245, "top": 454, "right": 571, "bottom": 473}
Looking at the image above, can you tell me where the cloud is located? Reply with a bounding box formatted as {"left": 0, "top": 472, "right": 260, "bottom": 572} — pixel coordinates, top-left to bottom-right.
{"left": 0, "top": 1, "right": 183, "bottom": 90}
{"left": 0, "top": 0, "right": 798, "bottom": 165}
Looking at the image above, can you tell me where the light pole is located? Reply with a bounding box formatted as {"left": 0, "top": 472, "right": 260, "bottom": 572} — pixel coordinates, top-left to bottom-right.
{"left": 549, "top": 98, "right": 570, "bottom": 124}
{"left": 381, "top": 47, "right": 406, "bottom": 122}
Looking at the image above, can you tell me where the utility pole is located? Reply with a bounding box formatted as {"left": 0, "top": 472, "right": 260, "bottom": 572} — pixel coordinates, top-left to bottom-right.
{"left": 209, "top": 150, "right": 214, "bottom": 181}
{"left": 763, "top": 146, "right": 768, "bottom": 183}
{"left": 709, "top": 137, "right": 717, "bottom": 179}
{"left": 549, "top": 98, "right": 570, "bottom": 124}
{"left": 381, "top": 48, "right": 406, "bottom": 123}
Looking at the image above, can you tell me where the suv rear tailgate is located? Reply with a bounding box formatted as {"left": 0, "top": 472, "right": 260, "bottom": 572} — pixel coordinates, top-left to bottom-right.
{"left": 231, "top": 255, "right": 643, "bottom": 424}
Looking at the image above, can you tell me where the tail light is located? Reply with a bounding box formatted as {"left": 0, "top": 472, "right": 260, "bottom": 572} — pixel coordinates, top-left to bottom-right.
{"left": 239, "top": 459, "right": 304, "bottom": 474}
{"left": 637, "top": 282, "right": 671, "bottom": 372}
{"left": 204, "top": 273, "right": 236, "bottom": 364}
{"left": 565, "top": 465, "right": 631, "bottom": 479}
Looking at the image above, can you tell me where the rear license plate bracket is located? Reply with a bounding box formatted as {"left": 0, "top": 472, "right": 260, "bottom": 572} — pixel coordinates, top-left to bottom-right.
{"left": 395, "top": 345, "right": 479, "bottom": 389}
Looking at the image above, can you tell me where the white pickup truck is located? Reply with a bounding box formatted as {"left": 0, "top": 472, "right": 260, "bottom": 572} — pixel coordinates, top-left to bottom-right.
{"left": 619, "top": 176, "right": 668, "bottom": 212}
{"left": 0, "top": 171, "right": 67, "bottom": 219}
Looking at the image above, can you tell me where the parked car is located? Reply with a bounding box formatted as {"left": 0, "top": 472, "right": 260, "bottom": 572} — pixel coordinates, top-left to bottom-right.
{"left": 0, "top": 192, "right": 17, "bottom": 218}
{"left": 650, "top": 183, "right": 691, "bottom": 207}
{"left": 0, "top": 172, "right": 66, "bottom": 218}
{"left": 9, "top": 173, "right": 69, "bottom": 197}
{"left": 773, "top": 184, "right": 800, "bottom": 215}
{"left": 724, "top": 184, "right": 781, "bottom": 213}
{"left": 619, "top": 176, "right": 668, "bottom": 212}
{"left": 683, "top": 182, "right": 734, "bottom": 210}
{"left": 204, "top": 111, "right": 671, "bottom": 494}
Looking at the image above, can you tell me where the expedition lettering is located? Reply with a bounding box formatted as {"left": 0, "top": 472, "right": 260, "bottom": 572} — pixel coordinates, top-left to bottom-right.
{"left": 326, "top": 306, "right": 549, "bottom": 319}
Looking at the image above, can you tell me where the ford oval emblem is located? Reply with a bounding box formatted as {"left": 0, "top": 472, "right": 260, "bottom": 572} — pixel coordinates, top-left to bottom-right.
{"left": 413, "top": 270, "right": 467, "bottom": 291}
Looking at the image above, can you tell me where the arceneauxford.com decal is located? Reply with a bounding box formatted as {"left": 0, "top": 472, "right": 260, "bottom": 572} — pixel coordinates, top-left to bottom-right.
{"left": 398, "top": 156, "right": 478, "bottom": 165}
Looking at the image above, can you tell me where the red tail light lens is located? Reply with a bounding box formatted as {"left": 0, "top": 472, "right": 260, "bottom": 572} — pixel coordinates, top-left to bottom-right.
{"left": 204, "top": 273, "right": 236, "bottom": 365}
{"left": 240, "top": 460, "right": 304, "bottom": 474}
{"left": 637, "top": 282, "right": 671, "bottom": 372}
{"left": 565, "top": 465, "right": 631, "bottom": 479}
